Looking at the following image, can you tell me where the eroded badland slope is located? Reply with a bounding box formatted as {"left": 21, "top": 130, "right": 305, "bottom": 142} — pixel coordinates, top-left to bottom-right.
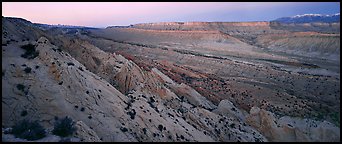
{"left": 2, "top": 17, "right": 340, "bottom": 142}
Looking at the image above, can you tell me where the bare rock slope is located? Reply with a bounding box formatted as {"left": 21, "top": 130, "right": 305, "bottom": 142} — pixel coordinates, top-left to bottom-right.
{"left": 2, "top": 17, "right": 268, "bottom": 142}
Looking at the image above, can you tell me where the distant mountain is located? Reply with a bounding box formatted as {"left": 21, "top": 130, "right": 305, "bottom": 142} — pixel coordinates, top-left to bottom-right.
{"left": 106, "top": 25, "right": 134, "bottom": 29}
{"left": 33, "top": 23, "right": 97, "bottom": 30}
{"left": 273, "top": 13, "right": 340, "bottom": 23}
{"left": 2, "top": 16, "right": 98, "bottom": 30}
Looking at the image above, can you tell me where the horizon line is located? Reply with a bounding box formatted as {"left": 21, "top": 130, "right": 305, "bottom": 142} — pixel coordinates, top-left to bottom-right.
{"left": 2, "top": 14, "right": 340, "bottom": 29}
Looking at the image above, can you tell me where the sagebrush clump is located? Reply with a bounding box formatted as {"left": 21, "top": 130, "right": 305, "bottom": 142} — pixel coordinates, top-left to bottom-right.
{"left": 20, "top": 44, "right": 39, "bottom": 59}
{"left": 52, "top": 116, "right": 77, "bottom": 137}
{"left": 11, "top": 119, "right": 46, "bottom": 140}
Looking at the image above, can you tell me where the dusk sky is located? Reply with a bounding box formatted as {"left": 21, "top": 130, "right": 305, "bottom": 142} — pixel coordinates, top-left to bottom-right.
{"left": 2, "top": 2, "right": 340, "bottom": 28}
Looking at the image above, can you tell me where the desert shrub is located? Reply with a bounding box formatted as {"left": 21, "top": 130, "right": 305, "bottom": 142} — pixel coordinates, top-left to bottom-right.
{"left": 21, "top": 110, "right": 28, "bottom": 117}
{"left": 20, "top": 44, "right": 39, "bottom": 59}
{"left": 158, "top": 124, "right": 164, "bottom": 132}
{"left": 16, "top": 83, "right": 29, "bottom": 95}
{"left": 180, "top": 135, "right": 185, "bottom": 139}
{"left": 127, "top": 109, "right": 136, "bottom": 120}
{"left": 78, "top": 67, "right": 84, "bottom": 71}
{"left": 52, "top": 116, "right": 77, "bottom": 137}
{"left": 56, "top": 48, "right": 62, "bottom": 52}
{"left": 142, "top": 128, "right": 147, "bottom": 134}
{"left": 16, "top": 84, "right": 25, "bottom": 92}
{"left": 120, "top": 127, "right": 128, "bottom": 132}
{"left": 11, "top": 119, "right": 46, "bottom": 140}
{"left": 230, "top": 123, "right": 236, "bottom": 128}
{"left": 92, "top": 56, "right": 101, "bottom": 66}
{"left": 24, "top": 67, "right": 32, "bottom": 73}
{"left": 67, "top": 62, "right": 75, "bottom": 66}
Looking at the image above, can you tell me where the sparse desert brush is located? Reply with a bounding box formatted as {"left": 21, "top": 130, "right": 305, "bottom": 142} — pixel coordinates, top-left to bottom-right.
{"left": 24, "top": 67, "right": 32, "bottom": 73}
{"left": 20, "top": 44, "right": 39, "bottom": 59}
{"left": 11, "top": 119, "right": 46, "bottom": 140}
{"left": 52, "top": 116, "right": 77, "bottom": 137}
{"left": 67, "top": 62, "right": 75, "bottom": 66}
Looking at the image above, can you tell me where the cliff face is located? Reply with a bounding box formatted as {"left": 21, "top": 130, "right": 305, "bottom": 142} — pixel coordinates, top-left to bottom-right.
{"left": 130, "top": 22, "right": 285, "bottom": 36}
{"left": 270, "top": 21, "right": 340, "bottom": 33}
{"left": 255, "top": 32, "right": 340, "bottom": 61}
{"left": 131, "top": 21, "right": 339, "bottom": 34}
{"left": 132, "top": 22, "right": 271, "bottom": 30}
{"left": 127, "top": 21, "right": 339, "bottom": 60}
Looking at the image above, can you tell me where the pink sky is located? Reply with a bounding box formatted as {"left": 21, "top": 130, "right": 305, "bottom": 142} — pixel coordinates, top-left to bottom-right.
{"left": 3, "top": 2, "right": 234, "bottom": 27}
{"left": 2, "top": 2, "right": 340, "bottom": 28}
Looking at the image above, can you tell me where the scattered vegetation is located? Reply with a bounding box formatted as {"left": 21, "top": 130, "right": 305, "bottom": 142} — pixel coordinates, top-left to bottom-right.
{"left": 67, "top": 62, "right": 75, "bottom": 66}
{"left": 52, "top": 47, "right": 63, "bottom": 53}
{"left": 158, "top": 124, "right": 164, "bottom": 132}
{"left": 52, "top": 116, "right": 77, "bottom": 137}
{"left": 92, "top": 56, "right": 102, "bottom": 66}
{"left": 78, "top": 67, "right": 84, "bottom": 71}
{"left": 21, "top": 110, "right": 28, "bottom": 117}
{"left": 230, "top": 123, "right": 236, "bottom": 128}
{"left": 127, "top": 109, "right": 136, "bottom": 119}
{"left": 330, "top": 112, "right": 340, "bottom": 127}
{"left": 20, "top": 44, "right": 39, "bottom": 59}
{"left": 16, "top": 84, "right": 25, "bottom": 92}
{"left": 24, "top": 67, "right": 32, "bottom": 73}
{"left": 11, "top": 119, "right": 46, "bottom": 140}
{"left": 258, "top": 58, "right": 320, "bottom": 68}
{"left": 120, "top": 127, "right": 128, "bottom": 132}
{"left": 56, "top": 48, "right": 62, "bottom": 52}
{"left": 147, "top": 97, "right": 159, "bottom": 112}
{"left": 142, "top": 128, "right": 147, "bottom": 134}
